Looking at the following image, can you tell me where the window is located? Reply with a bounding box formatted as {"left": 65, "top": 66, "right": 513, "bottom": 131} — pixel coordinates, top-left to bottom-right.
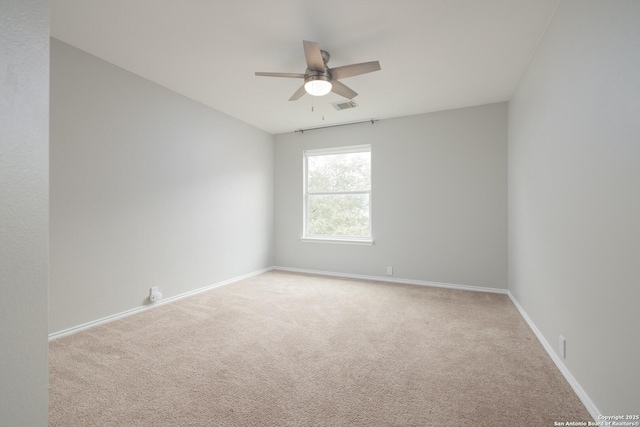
{"left": 303, "top": 145, "right": 372, "bottom": 244}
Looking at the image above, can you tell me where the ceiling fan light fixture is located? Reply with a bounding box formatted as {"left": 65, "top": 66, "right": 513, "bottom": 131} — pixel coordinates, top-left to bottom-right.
{"left": 304, "top": 77, "right": 332, "bottom": 96}
{"left": 255, "top": 40, "right": 380, "bottom": 101}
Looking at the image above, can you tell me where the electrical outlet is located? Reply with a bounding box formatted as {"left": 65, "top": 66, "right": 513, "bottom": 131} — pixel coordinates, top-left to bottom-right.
{"left": 559, "top": 335, "right": 566, "bottom": 359}
{"left": 386, "top": 266, "right": 393, "bottom": 276}
{"left": 149, "top": 286, "right": 162, "bottom": 303}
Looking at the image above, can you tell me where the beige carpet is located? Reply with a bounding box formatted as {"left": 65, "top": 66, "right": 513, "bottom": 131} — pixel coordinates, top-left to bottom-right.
{"left": 49, "top": 271, "right": 592, "bottom": 426}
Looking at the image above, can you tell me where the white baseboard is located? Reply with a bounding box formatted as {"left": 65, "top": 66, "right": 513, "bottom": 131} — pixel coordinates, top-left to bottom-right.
{"left": 49, "top": 266, "right": 504, "bottom": 341}
{"left": 272, "top": 266, "right": 508, "bottom": 294}
{"left": 507, "top": 291, "right": 601, "bottom": 421}
{"left": 48, "top": 265, "right": 598, "bottom": 421}
{"left": 275, "top": 266, "right": 600, "bottom": 419}
{"left": 48, "top": 267, "right": 274, "bottom": 341}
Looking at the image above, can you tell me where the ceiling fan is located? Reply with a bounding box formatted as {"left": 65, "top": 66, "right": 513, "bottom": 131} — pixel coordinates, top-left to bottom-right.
{"left": 255, "top": 40, "right": 381, "bottom": 101}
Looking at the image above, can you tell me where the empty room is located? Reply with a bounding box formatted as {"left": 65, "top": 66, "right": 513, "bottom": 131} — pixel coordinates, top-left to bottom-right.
{"left": 1, "top": 0, "right": 639, "bottom": 425}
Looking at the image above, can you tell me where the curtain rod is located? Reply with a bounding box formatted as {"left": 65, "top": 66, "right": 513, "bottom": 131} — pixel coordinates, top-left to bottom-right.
{"left": 294, "top": 119, "right": 379, "bottom": 134}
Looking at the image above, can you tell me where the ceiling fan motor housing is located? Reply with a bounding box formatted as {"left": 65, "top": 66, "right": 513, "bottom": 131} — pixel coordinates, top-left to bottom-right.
{"left": 304, "top": 69, "right": 332, "bottom": 83}
{"left": 305, "top": 50, "right": 331, "bottom": 82}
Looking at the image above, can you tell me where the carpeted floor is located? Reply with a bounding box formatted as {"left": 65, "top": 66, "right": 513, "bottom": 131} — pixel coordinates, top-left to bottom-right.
{"left": 49, "top": 271, "right": 592, "bottom": 426}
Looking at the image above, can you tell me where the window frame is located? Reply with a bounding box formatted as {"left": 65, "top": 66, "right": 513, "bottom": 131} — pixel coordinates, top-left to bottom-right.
{"left": 302, "top": 144, "right": 373, "bottom": 245}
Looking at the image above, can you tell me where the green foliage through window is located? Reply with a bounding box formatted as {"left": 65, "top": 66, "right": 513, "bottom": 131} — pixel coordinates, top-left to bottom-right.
{"left": 304, "top": 146, "right": 371, "bottom": 239}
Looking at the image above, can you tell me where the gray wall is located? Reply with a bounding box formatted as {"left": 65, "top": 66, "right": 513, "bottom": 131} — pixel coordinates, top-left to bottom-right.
{"left": 275, "top": 103, "right": 507, "bottom": 289}
{"left": 508, "top": 0, "right": 640, "bottom": 415}
{"left": 0, "top": 0, "right": 50, "bottom": 425}
{"left": 50, "top": 39, "right": 274, "bottom": 334}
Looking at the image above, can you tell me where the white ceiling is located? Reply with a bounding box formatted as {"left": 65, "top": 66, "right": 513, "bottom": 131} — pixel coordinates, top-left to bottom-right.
{"left": 51, "top": 0, "right": 560, "bottom": 135}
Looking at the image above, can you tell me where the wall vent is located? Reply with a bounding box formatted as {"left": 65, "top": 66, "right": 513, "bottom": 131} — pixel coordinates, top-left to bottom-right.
{"left": 333, "top": 100, "right": 358, "bottom": 111}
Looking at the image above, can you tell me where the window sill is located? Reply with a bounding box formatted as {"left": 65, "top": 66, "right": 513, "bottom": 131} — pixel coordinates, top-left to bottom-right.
{"left": 301, "top": 237, "right": 374, "bottom": 246}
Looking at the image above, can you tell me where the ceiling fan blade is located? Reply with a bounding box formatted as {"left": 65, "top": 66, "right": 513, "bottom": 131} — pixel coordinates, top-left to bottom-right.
{"left": 255, "top": 72, "right": 305, "bottom": 78}
{"left": 288, "top": 84, "right": 307, "bottom": 101}
{"left": 331, "top": 80, "right": 358, "bottom": 99}
{"left": 303, "top": 40, "right": 325, "bottom": 72}
{"left": 329, "top": 61, "right": 381, "bottom": 80}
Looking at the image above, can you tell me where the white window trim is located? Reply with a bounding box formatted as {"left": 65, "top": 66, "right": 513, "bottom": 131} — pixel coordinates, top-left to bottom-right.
{"left": 302, "top": 145, "right": 373, "bottom": 244}
{"left": 301, "top": 237, "right": 374, "bottom": 246}
{"left": 305, "top": 144, "right": 371, "bottom": 156}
